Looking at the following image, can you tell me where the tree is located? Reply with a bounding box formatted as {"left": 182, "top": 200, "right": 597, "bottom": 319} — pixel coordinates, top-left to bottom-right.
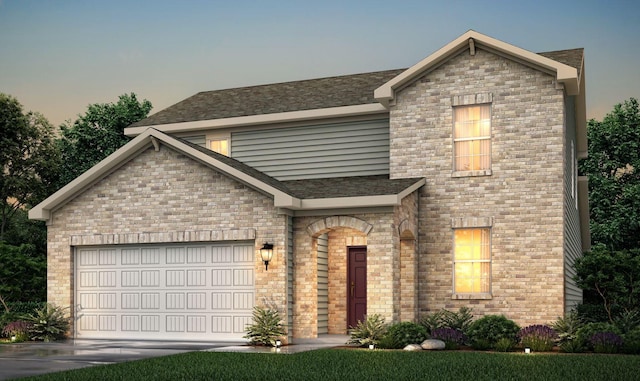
{"left": 579, "top": 98, "right": 640, "bottom": 250}
{"left": 575, "top": 245, "right": 640, "bottom": 322}
{"left": 0, "top": 94, "right": 60, "bottom": 241}
{"left": 0, "top": 242, "right": 46, "bottom": 302}
{"left": 56, "top": 93, "right": 152, "bottom": 188}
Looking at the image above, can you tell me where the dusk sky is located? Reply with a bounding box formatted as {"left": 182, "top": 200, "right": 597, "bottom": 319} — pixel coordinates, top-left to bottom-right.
{"left": 1, "top": 0, "right": 638, "bottom": 127}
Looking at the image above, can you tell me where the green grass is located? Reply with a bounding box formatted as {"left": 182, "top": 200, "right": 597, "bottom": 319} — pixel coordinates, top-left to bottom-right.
{"left": 22, "top": 349, "right": 640, "bottom": 381}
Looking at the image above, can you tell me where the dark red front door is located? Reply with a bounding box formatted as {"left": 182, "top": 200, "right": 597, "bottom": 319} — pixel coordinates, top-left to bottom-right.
{"left": 347, "top": 246, "right": 367, "bottom": 328}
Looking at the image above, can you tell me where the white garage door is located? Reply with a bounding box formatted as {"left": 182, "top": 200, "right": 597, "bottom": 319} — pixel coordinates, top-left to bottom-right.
{"left": 75, "top": 242, "right": 255, "bottom": 341}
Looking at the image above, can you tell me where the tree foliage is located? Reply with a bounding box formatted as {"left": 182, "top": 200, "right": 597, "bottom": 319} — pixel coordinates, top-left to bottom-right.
{"left": 56, "top": 93, "right": 152, "bottom": 188}
{"left": 0, "top": 93, "right": 60, "bottom": 241}
{"left": 575, "top": 245, "right": 640, "bottom": 323}
{"left": 0, "top": 242, "right": 46, "bottom": 302}
{"left": 579, "top": 98, "right": 640, "bottom": 250}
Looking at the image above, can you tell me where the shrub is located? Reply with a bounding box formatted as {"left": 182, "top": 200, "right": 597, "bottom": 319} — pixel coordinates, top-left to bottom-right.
{"left": 519, "top": 325, "right": 558, "bottom": 352}
{"left": 419, "top": 310, "right": 444, "bottom": 335}
{"left": 552, "top": 311, "right": 584, "bottom": 347}
{"left": 576, "top": 322, "right": 620, "bottom": 351}
{"left": 467, "top": 315, "right": 520, "bottom": 350}
{"left": 376, "top": 334, "right": 397, "bottom": 349}
{"left": 430, "top": 327, "right": 467, "bottom": 349}
{"left": 622, "top": 328, "right": 640, "bottom": 354}
{"left": 559, "top": 339, "right": 585, "bottom": 353}
{"left": 419, "top": 307, "right": 474, "bottom": 335}
{"left": 494, "top": 337, "right": 515, "bottom": 352}
{"left": 2, "top": 321, "right": 32, "bottom": 342}
{"left": 384, "top": 322, "right": 428, "bottom": 349}
{"left": 614, "top": 309, "right": 640, "bottom": 334}
{"left": 243, "top": 306, "right": 286, "bottom": 346}
{"left": 471, "top": 338, "right": 492, "bottom": 351}
{"left": 441, "top": 307, "right": 474, "bottom": 334}
{"left": 22, "top": 304, "right": 70, "bottom": 342}
{"left": 347, "top": 314, "right": 387, "bottom": 347}
{"left": 590, "top": 332, "right": 624, "bottom": 354}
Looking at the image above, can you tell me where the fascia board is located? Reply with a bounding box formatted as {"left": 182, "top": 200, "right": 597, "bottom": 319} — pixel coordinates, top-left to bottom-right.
{"left": 397, "top": 178, "right": 426, "bottom": 199}
{"left": 298, "top": 194, "right": 403, "bottom": 210}
{"left": 125, "top": 103, "right": 389, "bottom": 137}
{"left": 375, "top": 30, "right": 580, "bottom": 104}
{"left": 29, "top": 130, "right": 157, "bottom": 221}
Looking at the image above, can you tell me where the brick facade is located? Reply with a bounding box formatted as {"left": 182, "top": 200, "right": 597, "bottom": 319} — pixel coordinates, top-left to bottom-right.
{"left": 46, "top": 145, "right": 288, "bottom": 334}
{"left": 390, "top": 48, "right": 566, "bottom": 326}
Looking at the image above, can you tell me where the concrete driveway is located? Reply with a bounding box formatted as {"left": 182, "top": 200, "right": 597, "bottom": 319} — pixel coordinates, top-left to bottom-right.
{"left": 0, "top": 339, "right": 239, "bottom": 380}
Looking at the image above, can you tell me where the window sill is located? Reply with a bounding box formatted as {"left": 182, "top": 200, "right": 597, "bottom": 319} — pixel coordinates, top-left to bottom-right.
{"left": 452, "top": 169, "right": 492, "bottom": 178}
{"left": 452, "top": 293, "right": 492, "bottom": 300}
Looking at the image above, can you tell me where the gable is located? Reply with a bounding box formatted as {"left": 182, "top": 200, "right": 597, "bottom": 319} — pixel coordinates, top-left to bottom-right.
{"left": 375, "top": 30, "right": 580, "bottom": 106}
{"left": 56, "top": 145, "right": 273, "bottom": 228}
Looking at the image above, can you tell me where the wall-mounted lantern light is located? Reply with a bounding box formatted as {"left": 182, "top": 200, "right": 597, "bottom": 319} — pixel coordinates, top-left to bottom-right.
{"left": 260, "top": 243, "right": 274, "bottom": 271}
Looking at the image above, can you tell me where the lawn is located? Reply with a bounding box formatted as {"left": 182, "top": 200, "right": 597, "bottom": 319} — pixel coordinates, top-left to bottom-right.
{"left": 22, "top": 349, "right": 640, "bottom": 381}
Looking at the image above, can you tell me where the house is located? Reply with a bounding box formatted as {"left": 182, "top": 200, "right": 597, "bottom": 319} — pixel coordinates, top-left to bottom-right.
{"left": 30, "top": 30, "right": 590, "bottom": 342}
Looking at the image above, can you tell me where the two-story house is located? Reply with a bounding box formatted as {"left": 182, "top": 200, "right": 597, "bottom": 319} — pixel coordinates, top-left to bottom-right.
{"left": 30, "top": 30, "right": 590, "bottom": 342}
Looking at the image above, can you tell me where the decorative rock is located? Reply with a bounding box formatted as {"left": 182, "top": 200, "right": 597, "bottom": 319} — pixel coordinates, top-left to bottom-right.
{"left": 403, "top": 344, "right": 423, "bottom": 351}
{"left": 421, "top": 339, "right": 446, "bottom": 350}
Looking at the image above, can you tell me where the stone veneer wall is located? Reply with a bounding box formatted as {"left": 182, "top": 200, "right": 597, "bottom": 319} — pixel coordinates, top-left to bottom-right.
{"left": 389, "top": 48, "right": 566, "bottom": 326}
{"left": 46, "top": 145, "right": 288, "bottom": 335}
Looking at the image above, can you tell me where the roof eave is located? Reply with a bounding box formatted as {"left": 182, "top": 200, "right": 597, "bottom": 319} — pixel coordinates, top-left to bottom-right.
{"left": 125, "top": 104, "right": 389, "bottom": 137}
{"left": 29, "top": 128, "right": 297, "bottom": 221}
{"left": 283, "top": 178, "right": 425, "bottom": 210}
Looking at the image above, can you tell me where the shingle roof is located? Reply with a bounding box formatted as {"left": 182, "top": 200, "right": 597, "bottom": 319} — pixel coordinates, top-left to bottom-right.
{"left": 538, "top": 48, "right": 584, "bottom": 78}
{"left": 132, "top": 49, "right": 583, "bottom": 128}
{"left": 177, "top": 136, "right": 292, "bottom": 195}
{"left": 131, "top": 69, "right": 404, "bottom": 127}
{"left": 282, "top": 175, "right": 425, "bottom": 199}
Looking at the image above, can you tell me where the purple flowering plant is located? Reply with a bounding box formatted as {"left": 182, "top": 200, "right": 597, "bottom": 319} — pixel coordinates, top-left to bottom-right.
{"left": 590, "top": 332, "right": 623, "bottom": 354}
{"left": 518, "top": 325, "right": 558, "bottom": 352}
{"left": 430, "top": 327, "right": 467, "bottom": 349}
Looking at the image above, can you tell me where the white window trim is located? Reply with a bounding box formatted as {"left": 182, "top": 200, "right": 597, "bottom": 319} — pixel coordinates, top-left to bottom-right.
{"left": 206, "top": 132, "right": 231, "bottom": 156}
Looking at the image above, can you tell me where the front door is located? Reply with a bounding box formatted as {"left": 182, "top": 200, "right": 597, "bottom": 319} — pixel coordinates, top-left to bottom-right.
{"left": 347, "top": 246, "right": 367, "bottom": 328}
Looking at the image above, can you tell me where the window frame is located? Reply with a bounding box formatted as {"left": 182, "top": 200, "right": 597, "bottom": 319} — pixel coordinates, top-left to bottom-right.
{"left": 452, "top": 103, "right": 492, "bottom": 177}
{"left": 206, "top": 132, "right": 231, "bottom": 156}
{"left": 451, "top": 225, "right": 493, "bottom": 300}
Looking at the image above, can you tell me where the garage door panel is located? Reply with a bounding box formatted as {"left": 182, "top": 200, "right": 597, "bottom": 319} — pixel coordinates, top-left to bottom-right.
{"left": 234, "top": 246, "right": 254, "bottom": 263}
{"left": 99, "top": 250, "right": 117, "bottom": 265}
{"left": 212, "top": 247, "right": 232, "bottom": 263}
{"left": 80, "top": 271, "right": 98, "bottom": 287}
{"left": 76, "top": 242, "right": 255, "bottom": 341}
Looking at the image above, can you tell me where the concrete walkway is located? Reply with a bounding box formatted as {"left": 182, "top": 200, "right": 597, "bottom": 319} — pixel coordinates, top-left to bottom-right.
{"left": 0, "top": 335, "right": 350, "bottom": 380}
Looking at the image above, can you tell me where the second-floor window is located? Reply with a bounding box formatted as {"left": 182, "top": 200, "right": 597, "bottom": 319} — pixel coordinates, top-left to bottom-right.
{"left": 453, "top": 104, "right": 491, "bottom": 171}
{"left": 209, "top": 139, "right": 229, "bottom": 156}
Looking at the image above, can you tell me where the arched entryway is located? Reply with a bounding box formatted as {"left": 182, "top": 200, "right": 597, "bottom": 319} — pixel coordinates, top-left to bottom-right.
{"left": 305, "top": 216, "right": 372, "bottom": 335}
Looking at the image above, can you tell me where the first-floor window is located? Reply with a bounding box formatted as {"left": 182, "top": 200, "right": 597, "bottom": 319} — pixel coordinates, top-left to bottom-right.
{"left": 453, "top": 228, "right": 491, "bottom": 294}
